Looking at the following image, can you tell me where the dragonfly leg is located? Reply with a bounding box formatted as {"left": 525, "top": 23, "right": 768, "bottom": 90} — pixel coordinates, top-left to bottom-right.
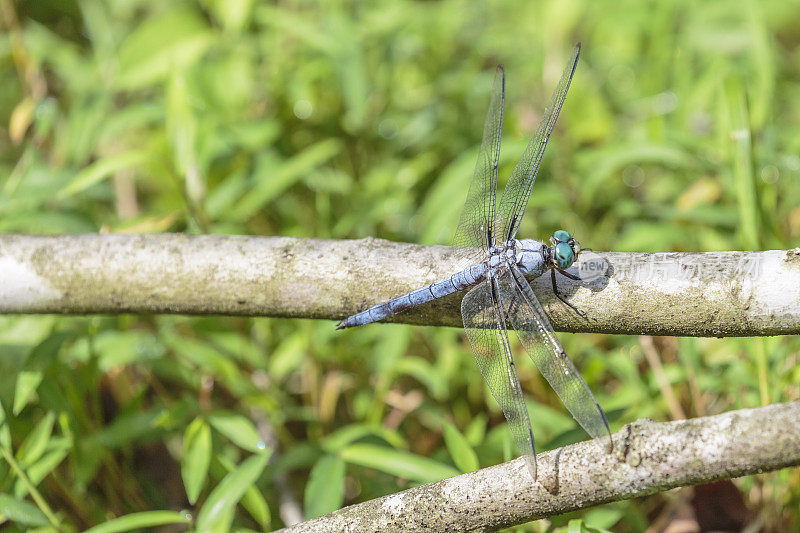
{"left": 557, "top": 269, "right": 581, "bottom": 281}
{"left": 551, "top": 269, "right": 586, "bottom": 318}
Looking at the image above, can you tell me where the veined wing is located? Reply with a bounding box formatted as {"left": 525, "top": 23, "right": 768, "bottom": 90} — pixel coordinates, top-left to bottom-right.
{"left": 497, "top": 44, "right": 580, "bottom": 243}
{"left": 461, "top": 274, "right": 537, "bottom": 480}
{"left": 452, "top": 65, "right": 505, "bottom": 253}
{"left": 502, "top": 264, "right": 612, "bottom": 446}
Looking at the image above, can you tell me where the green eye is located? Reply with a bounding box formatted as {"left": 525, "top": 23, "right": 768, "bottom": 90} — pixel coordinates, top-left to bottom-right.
{"left": 553, "top": 230, "right": 571, "bottom": 243}
{"left": 554, "top": 242, "right": 574, "bottom": 269}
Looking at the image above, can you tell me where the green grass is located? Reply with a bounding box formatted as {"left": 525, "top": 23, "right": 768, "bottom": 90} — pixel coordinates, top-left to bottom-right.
{"left": 1, "top": 0, "right": 800, "bottom": 531}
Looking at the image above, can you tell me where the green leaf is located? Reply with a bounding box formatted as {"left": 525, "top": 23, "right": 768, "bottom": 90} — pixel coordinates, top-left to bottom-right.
{"left": 464, "top": 414, "right": 487, "bottom": 447}
{"left": 78, "top": 2, "right": 115, "bottom": 58}
{"left": 207, "top": 0, "right": 255, "bottom": 32}
{"left": 205, "top": 171, "right": 249, "bottom": 220}
{"left": 239, "top": 480, "right": 271, "bottom": 529}
{"left": 115, "top": 7, "right": 215, "bottom": 90}
{"left": 182, "top": 418, "right": 211, "bottom": 504}
{"left": 568, "top": 519, "right": 588, "bottom": 533}
{"left": 442, "top": 421, "right": 479, "bottom": 473}
{"left": 321, "top": 424, "right": 406, "bottom": 452}
{"left": 13, "top": 332, "right": 69, "bottom": 414}
{"left": 304, "top": 455, "right": 345, "bottom": 519}
{"left": 234, "top": 138, "right": 343, "bottom": 221}
{"left": 166, "top": 72, "right": 198, "bottom": 179}
{"left": 0, "top": 493, "right": 49, "bottom": 526}
{"left": 723, "top": 76, "right": 760, "bottom": 249}
{"left": 216, "top": 455, "right": 271, "bottom": 528}
{"left": 91, "top": 331, "right": 166, "bottom": 372}
{"left": 418, "top": 147, "right": 481, "bottom": 245}
{"left": 58, "top": 151, "right": 148, "bottom": 199}
{"left": 0, "top": 402, "right": 11, "bottom": 450}
{"left": 13, "top": 373, "right": 42, "bottom": 415}
{"left": 83, "top": 511, "right": 190, "bottom": 533}
{"left": 83, "top": 408, "right": 167, "bottom": 451}
{"left": 163, "top": 335, "right": 242, "bottom": 384}
{"left": 207, "top": 412, "right": 264, "bottom": 453}
{"left": 16, "top": 412, "right": 56, "bottom": 468}
{"left": 0, "top": 316, "right": 55, "bottom": 345}
{"left": 15, "top": 447, "right": 69, "bottom": 499}
{"left": 195, "top": 452, "right": 271, "bottom": 533}
{"left": 583, "top": 505, "right": 624, "bottom": 530}
{"left": 396, "top": 356, "right": 446, "bottom": 399}
{"left": 340, "top": 444, "right": 458, "bottom": 482}
{"left": 267, "top": 331, "right": 309, "bottom": 381}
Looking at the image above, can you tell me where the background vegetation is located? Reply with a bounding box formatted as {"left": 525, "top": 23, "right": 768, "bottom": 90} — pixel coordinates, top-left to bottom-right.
{"left": 1, "top": 0, "right": 799, "bottom": 531}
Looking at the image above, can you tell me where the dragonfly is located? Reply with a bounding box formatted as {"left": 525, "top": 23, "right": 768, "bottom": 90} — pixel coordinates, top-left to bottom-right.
{"left": 337, "top": 43, "right": 611, "bottom": 480}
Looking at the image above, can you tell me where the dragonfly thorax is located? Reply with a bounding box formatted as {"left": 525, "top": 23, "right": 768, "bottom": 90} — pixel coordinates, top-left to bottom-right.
{"left": 484, "top": 239, "right": 547, "bottom": 277}
{"left": 486, "top": 241, "right": 517, "bottom": 269}
{"left": 514, "top": 239, "right": 547, "bottom": 276}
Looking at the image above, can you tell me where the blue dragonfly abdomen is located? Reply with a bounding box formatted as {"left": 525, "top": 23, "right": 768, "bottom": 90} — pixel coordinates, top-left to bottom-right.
{"left": 337, "top": 261, "right": 487, "bottom": 329}
{"left": 337, "top": 240, "right": 547, "bottom": 329}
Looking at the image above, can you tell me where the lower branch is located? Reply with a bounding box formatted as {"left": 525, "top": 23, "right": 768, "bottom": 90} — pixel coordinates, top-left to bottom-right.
{"left": 280, "top": 401, "right": 800, "bottom": 532}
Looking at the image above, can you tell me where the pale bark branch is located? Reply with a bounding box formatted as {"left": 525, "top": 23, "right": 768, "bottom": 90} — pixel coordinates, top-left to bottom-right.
{"left": 279, "top": 401, "right": 800, "bottom": 532}
{"left": 0, "top": 234, "right": 798, "bottom": 336}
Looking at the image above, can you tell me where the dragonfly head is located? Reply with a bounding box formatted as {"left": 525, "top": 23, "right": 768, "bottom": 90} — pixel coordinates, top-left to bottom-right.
{"left": 550, "top": 230, "right": 581, "bottom": 270}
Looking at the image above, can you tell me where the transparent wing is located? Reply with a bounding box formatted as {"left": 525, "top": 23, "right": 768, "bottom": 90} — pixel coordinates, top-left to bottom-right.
{"left": 453, "top": 65, "right": 505, "bottom": 252}
{"left": 501, "top": 264, "right": 612, "bottom": 445}
{"left": 497, "top": 43, "right": 580, "bottom": 243}
{"left": 461, "top": 275, "right": 537, "bottom": 479}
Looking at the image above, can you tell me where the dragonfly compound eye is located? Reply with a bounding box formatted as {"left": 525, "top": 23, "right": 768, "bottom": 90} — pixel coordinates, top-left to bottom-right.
{"left": 571, "top": 238, "right": 581, "bottom": 257}
{"left": 553, "top": 229, "right": 571, "bottom": 243}
{"left": 554, "top": 241, "right": 574, "bottom": 269}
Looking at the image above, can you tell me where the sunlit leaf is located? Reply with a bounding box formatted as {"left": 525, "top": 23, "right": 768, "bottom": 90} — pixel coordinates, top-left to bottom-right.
{"left": 206, "top": 0, "right": 255, "bottom": 33}
{"left": 9, "top": 97, "right": 36, "bottom": 145}
{"left": 567, "top": 519, "right": 589, "bottom": 533}
{"left": 0, "top": 493, "right": 49, "bottom": 526}
{"left": 723, "top": 76, "right": 760, "bottom": 250}
{"left": 267, "top": 331, "right": 309, "bottom": 381}
{"left": 583, "top": 505, "right": 624, "bottom": 531}
{"left": 115, "top": 7, "right": 215, "bottom": 90}
{"left": 195, "top": 452, "right": 270, "bottom": 532}
{"left": 233, "top": 138, "right": 343, "bottom": 221}
{"left": 340, "top": 444, "right": 458, "bottom": 482}
{"left": 442, "top": 421, "right": 479, "bottom": 473}
{"left": 58, "top": 151, "right": 148, "bottom": 199}
{"left": 304, "top": 454, "right": 345, "bottom": 519}
{"left": 182, "top": 417, "right": 211, "bottom": 504}
{"left": 83, "top": 511, "right": 190, "bottom": 533}
{"left": 90, "top": 331, "right": 166, "bottom": 372}
{"left": 207, "top": 412, "right": 264, "bottom": 453}
{"left": 215, "top": 455, "right": 271, "bottom": 528}
{"left": 321, "top": 424, "right": 406, "bottom": 452}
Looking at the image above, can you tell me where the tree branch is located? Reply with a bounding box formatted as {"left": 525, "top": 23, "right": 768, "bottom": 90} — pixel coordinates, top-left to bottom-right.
{"left": 0, "top": 234, "right": 798, "bottom": 336}
{"left": 279, "top": 401, "right": 800, "bottom": 532}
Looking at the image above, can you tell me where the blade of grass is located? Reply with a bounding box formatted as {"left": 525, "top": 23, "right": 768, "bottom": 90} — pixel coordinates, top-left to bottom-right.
{"left": 723, "top": 76, "right": 768, "bottom": 406}
{"left": 0, "top": 447, "right": 59, "bottom": 528}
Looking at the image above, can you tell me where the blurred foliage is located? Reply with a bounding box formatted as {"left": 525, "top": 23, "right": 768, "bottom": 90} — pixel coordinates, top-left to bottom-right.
{"left": 1, "top": 0, "right": 800, "bottom": 531}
